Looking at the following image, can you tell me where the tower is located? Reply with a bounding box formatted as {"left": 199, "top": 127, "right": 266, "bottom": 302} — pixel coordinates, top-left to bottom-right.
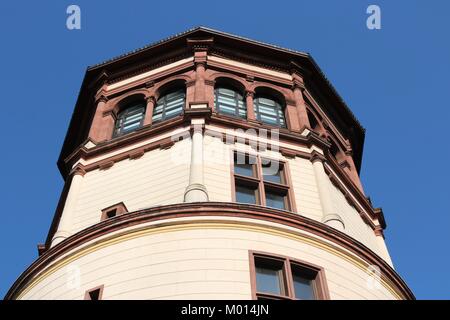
{"left": 6, "top": 27, "right": 413, "bottom": 300}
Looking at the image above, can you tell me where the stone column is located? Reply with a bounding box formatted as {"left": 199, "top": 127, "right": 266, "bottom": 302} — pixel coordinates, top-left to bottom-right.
{"left": 246, "top": 90, "right": 256, "bottom": 121}
{"left": 143, "top": 96, "right": 156, "bottom": 126}
{"left": 311, "top": 153, "right": 345, "bottom": 231}
{"left": 292, "top": 83, "right": 311, "bottom": 130}
{"left": 184, "top": 118, "right": 209, "bottom": 202}
{"left": 205, "top": 79, "right": 215, "bottom": 112}
{"left": 194, "top": 60, "right": 207, "bottom": 102}
{"left": 285, "top": 100, "right": 301, "bottom": 132}
{"left": 88, "top": 95, "right": 113, "bottom": 142}
{"left": 51, "top": 167, "right": 85, "bottom": 247}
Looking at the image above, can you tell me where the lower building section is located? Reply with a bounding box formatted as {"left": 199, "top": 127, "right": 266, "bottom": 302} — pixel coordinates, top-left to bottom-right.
{"left": 6, "top": 203, "right": 413, "bottom": 300}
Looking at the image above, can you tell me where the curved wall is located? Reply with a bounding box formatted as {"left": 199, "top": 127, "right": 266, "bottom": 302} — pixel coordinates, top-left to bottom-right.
{"left": 15, "top": 214, "right": 407, "bottom": 300}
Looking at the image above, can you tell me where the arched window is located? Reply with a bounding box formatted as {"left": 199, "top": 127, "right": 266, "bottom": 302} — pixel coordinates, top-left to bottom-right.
{"left": 152, "top": 88, "right": 185, "bottom": 123}
{"left": 214, "top": 86, "right": 246, "bottom": 119}
{"left": 113, "top": 101, "right": 146, "bottom": 137}
{"left": 254, "top": 95, "right": 286, "bottom": 128}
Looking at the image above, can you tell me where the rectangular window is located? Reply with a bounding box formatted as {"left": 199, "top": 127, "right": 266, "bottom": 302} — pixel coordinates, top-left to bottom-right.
{"left": 291, "top": 265, "right": 316, "bottom": 300}
{"left": 84, "top": 285, "right": 104, "bottom": 300}
{"left": 233, "top": 153, "right": 293, "bottom": 211}
{"left": 254, "top": 257, "right": 286, "bottom": 296}
{"left": 250, "top": 252, "right": 329, "bottom": 300}
{"left": 100, "top": 202, "right": 128, "bottom": 221}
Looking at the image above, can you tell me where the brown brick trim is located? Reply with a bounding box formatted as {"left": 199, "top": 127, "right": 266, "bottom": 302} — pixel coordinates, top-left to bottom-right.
{"left": 100, "top": 202, "right": 128, "bottom": 222}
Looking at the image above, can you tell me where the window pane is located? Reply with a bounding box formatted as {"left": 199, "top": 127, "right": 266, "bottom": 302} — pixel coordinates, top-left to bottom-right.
{"left": 265, "top": 189, "right": 286, "bottom": 210}
{"left": 234, "top": 163, "right": 254, "bottom": 177}
{"left": 262, "top": 162, "right": 282, "bottom": 183}
{"left": 114, "top": 103, "right": 145, "bottom": 137}
{"left": 153, "top": 89, "right": 185, "bottom": 122}
{"left": 255, "top": 96, "right": 285, "bottom": 127}
{"left": 293, "top": 273, "right": 315, "bottom": 300}
{"left": 215, "top": 87, "right": 246, "bottom": 119}
{"left": 256, "top": 266, "right": 282, "bottom": 295}
{"left": 234, "top": 154, "right": 255, "bottom": 177}
{"left": 235, "top": 185, "right": 257, "bottom": 204}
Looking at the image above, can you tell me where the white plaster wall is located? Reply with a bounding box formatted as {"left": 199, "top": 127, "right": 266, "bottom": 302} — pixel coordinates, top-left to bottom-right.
{"left": 289, "top": 156, "right": 324, "bottom": 221}
{"left": 70, "top": 138, "right": 191, "bottom": 233}
{"left": 327, "top": 179, "right": 379, "bottom": 254}
{"left": 20, "top": 218, "right": 400, "bottom": 300}
{"left": 64, "top": 136, "right": 385, "bottom": 263}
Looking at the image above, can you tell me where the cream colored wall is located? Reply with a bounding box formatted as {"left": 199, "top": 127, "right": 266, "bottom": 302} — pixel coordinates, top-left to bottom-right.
{"left": 203, "top": 134, "right": 233, "bottom": 202}
{"left": 289, "top": 156, "right": 324, "bottom": 221}
{"left": 327, "top": 179, "right": 379, "bottom": 254}
{"left": 20, "top": 217, "right": 401, "bottom": 300}
{"left": 62, "top": 133, "right": 386, "bottom": 263}
{"left": 201, "top": 136, "right": 384, "bottom": 258}
{"left": 70, "top": 138, "right": 191, "bottom": 233}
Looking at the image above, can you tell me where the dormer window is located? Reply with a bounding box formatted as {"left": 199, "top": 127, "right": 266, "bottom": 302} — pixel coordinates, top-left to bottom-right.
{"left": 152, "top": 88, "right": 185, "bottom": 123}
{"left": 214, "top": 86, "right": 246, "bottom": 119}
{"left": 254, "top": 96, "right": 286, "bottom": 128}
{"left": 113, "top": 102, "right": 146, "bottom": 137}
{"left": 100, "top": 202, "right": 128, "bottom": 221}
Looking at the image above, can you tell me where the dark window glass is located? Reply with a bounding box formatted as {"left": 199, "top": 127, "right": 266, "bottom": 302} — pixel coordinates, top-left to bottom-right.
{"left": 106, "top": 209, "right": 117, "bottom": 219}
{"left": 254, "top": 96, "right": 286, "bottom": 127}
{"left": 262, "top": 161, "right": 282, "bottom": 183}
{"left": 235, "top": 185, "right": 257, "bottom": 204}
{"left": 234, "top": 154, "right": 255, "bottom": 177}
{"left": 88, "top": 289, "right": 100, "bottom": 300}
{"left": 215, "top": 87, "right": 246, "bottom": 119}
{"left": 292, "top": 268, "right": 315, "bottom": 300}
{"left": 234, "top": 163, "right": 254, "bottom": 177}
{"left": 255, "top": 260, "right": 284, "bottom": 295}
{"left": 114, "top": 102, "right": 146, "bottom": 137}
{"left": 265, "top": 189, "right": 286, "bottom": 210}
{"left": 153, "top": 89, "right": 185, "bottom": 123}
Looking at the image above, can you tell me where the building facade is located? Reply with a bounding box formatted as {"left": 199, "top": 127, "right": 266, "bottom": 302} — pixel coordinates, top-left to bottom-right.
{"left": 6, "top": 27, "right": 413, "bottom": 300}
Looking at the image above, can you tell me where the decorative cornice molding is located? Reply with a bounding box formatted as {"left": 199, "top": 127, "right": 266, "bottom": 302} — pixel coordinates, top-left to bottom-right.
{"left": 310, "top": 150, "right": 326, "bottom": 164}
{"left": 69, "top": 164, "right": 86, "bottom": 177}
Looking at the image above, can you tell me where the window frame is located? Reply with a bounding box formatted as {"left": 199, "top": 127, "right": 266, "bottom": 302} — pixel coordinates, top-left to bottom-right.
{"left": 84, "top": 285, "right": 104, "bottom": 300}
{"left": 100, "top": 202, "right": 128, "bottom": 222}
{"left": 152, "top": 88, "right": 186, "bottom": 123}
{"left": 214, "top": 86, "right": 247, "bottom": 119}
{"left": 253, "top": 95, "right": 286, "bottom": 128}
{"left": 249, "top": 251, "right": 330, "bottom": 300}
{"left": 231, "top": 152, "right": 295, "bottom": 211}
{"left": 112, "top": 102, "right": 146, "bottom": 138}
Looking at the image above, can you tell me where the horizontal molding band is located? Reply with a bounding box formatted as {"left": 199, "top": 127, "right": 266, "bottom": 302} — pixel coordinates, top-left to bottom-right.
{"left": 5, "top": 202, "right": 413, "bottom": 300}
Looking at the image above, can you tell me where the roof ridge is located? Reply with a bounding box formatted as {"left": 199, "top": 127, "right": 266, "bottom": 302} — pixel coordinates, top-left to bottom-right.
{"left": 88, "top": 26, "right": 310, "bottom": 70}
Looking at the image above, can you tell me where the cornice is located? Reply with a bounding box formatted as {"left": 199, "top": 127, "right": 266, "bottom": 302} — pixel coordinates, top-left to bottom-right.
{"left": 5, "top": 202, "right": 414, "bottom": 300}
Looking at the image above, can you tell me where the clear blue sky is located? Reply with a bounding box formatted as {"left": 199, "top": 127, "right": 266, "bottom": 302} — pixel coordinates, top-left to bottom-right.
{"left": 0, "top": 1, "right": 448, "bottom": 299}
